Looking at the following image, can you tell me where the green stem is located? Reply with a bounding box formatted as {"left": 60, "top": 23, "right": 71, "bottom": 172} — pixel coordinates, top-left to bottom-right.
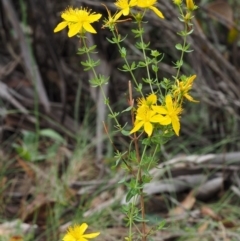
{"left": 74, "top": 81, "right": 82, "bottom": 131}
{"left": 81, "top": 37, "right": 121, "bottom": 129}
{"left": 175, "top": 6, "right": 188, "bottom": 80}
{"left": 138, "top": 22, "right": 154, "bottom": 94}
{"left": 111, "top": 30, "right": 144, "bottom": 97}
{"left": 138, "top": 144, "right": 147, "bottom": 241}
{"left": 133, "top": 140, "right": 147, "bottom": 241}
{"left": 147, "top": 143, "right": 159, "bottom": 171}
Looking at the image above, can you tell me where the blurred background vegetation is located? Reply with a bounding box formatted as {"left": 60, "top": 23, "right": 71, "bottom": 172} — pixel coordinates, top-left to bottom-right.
{"left": 0, "top": 0, "right": 240, "bottom": 240}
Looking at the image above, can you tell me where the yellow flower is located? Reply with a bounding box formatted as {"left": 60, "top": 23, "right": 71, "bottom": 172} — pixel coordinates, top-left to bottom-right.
{"left": 63, "top": 223, "right": 100, "bottom": 241}
{"left": 186, "top": 0, "right": 197, "bottom": 11}
{"left": 114, "top": 0, "right": 138, "bottom": 19}
{"left": 130, "top": 94, "right": 170, "bottom": 137}
{"left": 137, "top": 93, "right": 157, "bottom": 108}
{"left": 130, "top": 106, "right": 168, "bottom": 137}
{"left": 174, "top": 75, "right": 198, "bottom": 103}
{"left": 137, "top": 0, "right": 164, "bottom": 19}
{"left": 54, "top": 7, "right": 102, "bottom": 37}
{"left": 102, "top": 4, "right": 131, "bottom": 29}
{"left": 152, "top": 95, "right": 182, "bottom": 136}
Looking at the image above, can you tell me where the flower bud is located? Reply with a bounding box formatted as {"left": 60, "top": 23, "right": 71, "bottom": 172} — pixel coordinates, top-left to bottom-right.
{"left": 186, "top": 0, "right": 195, "bottom": 11}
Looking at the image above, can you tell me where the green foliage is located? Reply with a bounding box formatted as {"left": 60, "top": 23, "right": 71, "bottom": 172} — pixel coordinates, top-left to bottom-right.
{"left": 13, "top": 129, "right": 65, "bottom": 162}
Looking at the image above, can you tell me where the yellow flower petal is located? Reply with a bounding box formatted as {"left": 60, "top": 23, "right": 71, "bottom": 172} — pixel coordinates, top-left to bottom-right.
{"left": 146, "top": 93, "right": 157, "bottom": 105}
{"left": 114, "top": 11, "right": 123, "bottom": 21}
{"left": 83, "top": 22, "right": 97, "bottom": 33}
{"left": 171, "top": 116, "right": 180, "bottom": 136}
{"left": 130, "top": 0, "right": 138, "bottom": 6}
{"left": 149, "top": 6, "right": 164, "bottom": 18}
{"left": 165, "top": 95, "right": 173, "bottom": 112}
{"left": 159, "top": 116, "right": 172, "bottom": 125}
{"left": 152, "top": 106, "right": 167, "bottom": 114}
{"left": 62, "top": 13, "right": 78, "bottom": 22}
{"left": 184, "top": 93, "right": 199, "bottom": 102}
{"left": 80, "top": 238, "right": 88, "bottom": 241}
{"left": 122, "top": 7, "right": 130, "bottom": 15}
{"left": 88, "top": 13, "right": 102, "bottom": 22}
{"left": 151, "top": 114, "right": 171, "bottom": 125}
{"left": 130, "top": 121, "right": 144, "bottom": 134}
{"left": 82, "top": 232, "right": 100, "bottom": 239}
{"left": 144, "top": 122, "right": 153, "bottom": 136}
{"left": 150, "top": 114, "right": 164, "bottom": 123}
{"left": 54, "top": 21, "right": 68, "bottom": 32}
{"left": 68, "top": 23, "right": 82, "bottom": 37}
{"left": 188, "top": 74, "right": 196, "bottom": 84}
{"left": 63, "top": 233, "right": 73, "bottom": 241}
{"left": 79, "top": 223, "right": 88, "bottom": 234}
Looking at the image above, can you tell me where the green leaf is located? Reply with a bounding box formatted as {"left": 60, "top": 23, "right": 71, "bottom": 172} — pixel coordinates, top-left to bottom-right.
{"left": 119, "top": 47, "right": 127, "bottom": 57}
{"left": 131, "top": 61, "right": 136, "bottom": 69}
{"left": 13, "top": 144, "right": 32, "bottom": 161}
{"left": 134, "top": 215, "right": 148, "bottom": 223}
{"left": 22, "top": 131, "right": 37, "bottom": 145}
{"left": 151, "top": 50, "right": 161, "bottom": 57}
{"left": 126, "top": 190, "right": 136, "bottom": 202}
{"left": 121, "top": 130, "right": 130, "bottom": 136}
{"left": 39, "top": 129, "right": 65, "bottom": 143}
{"left": 118, "top": 177, "right": 126, "bottom": 184}
{"left": 137, "top": 61, "right": 146, "bottom": 67}
{"left": 119, "top": 64, "right": 131, "bottom": 72}
{"left": 157, "top": 220, "right": 166, "bottom": 230}
{"left": 88, "top": 45, "right": 97, "bottom": 52}
{"left": 122, "top": 106, "right": 133, "bottom": 113}
{"left": 173, "top": 59, "right": 183, "bottom": 68}
{"left": 152, "top": 64, "right": 158, "bottom": 73}
{"left": 175, "top": 43, "right": 183, "bottom": 51}
{"left": 136, "top": 83, "right": 142, "bottom": 92}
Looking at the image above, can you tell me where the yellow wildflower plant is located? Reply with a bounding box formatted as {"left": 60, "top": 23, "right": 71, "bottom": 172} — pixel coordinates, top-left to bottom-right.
{"left": 114, "top": 0, "right": 138, "bottom": 19}
{"left": 152, "top": 95, "right": 182, "bottom": 136}
{"left": 174, "top": 75, "right": 198, "bottom": 103}
{"left": 54, "top": 7, "right": 102, "bottom": 37}
{"left": 137, "top": 0, "right": 164, "bottom": 19}
{"left": 63, "top": 223, "right": 100, "bottom": 241}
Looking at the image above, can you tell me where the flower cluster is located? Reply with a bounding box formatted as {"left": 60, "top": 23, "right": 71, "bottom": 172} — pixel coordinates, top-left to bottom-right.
{"left": 54, "top": 0, "right": 165, "bottom": 37}
{"left": 130, "top": 94, "right": 182, "bottom": 137}
{"left": 130, "top": 74, "right": 198, "bottom": 137}
{"left": 53, "top": 1, "right": 198, "bottom": 137}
